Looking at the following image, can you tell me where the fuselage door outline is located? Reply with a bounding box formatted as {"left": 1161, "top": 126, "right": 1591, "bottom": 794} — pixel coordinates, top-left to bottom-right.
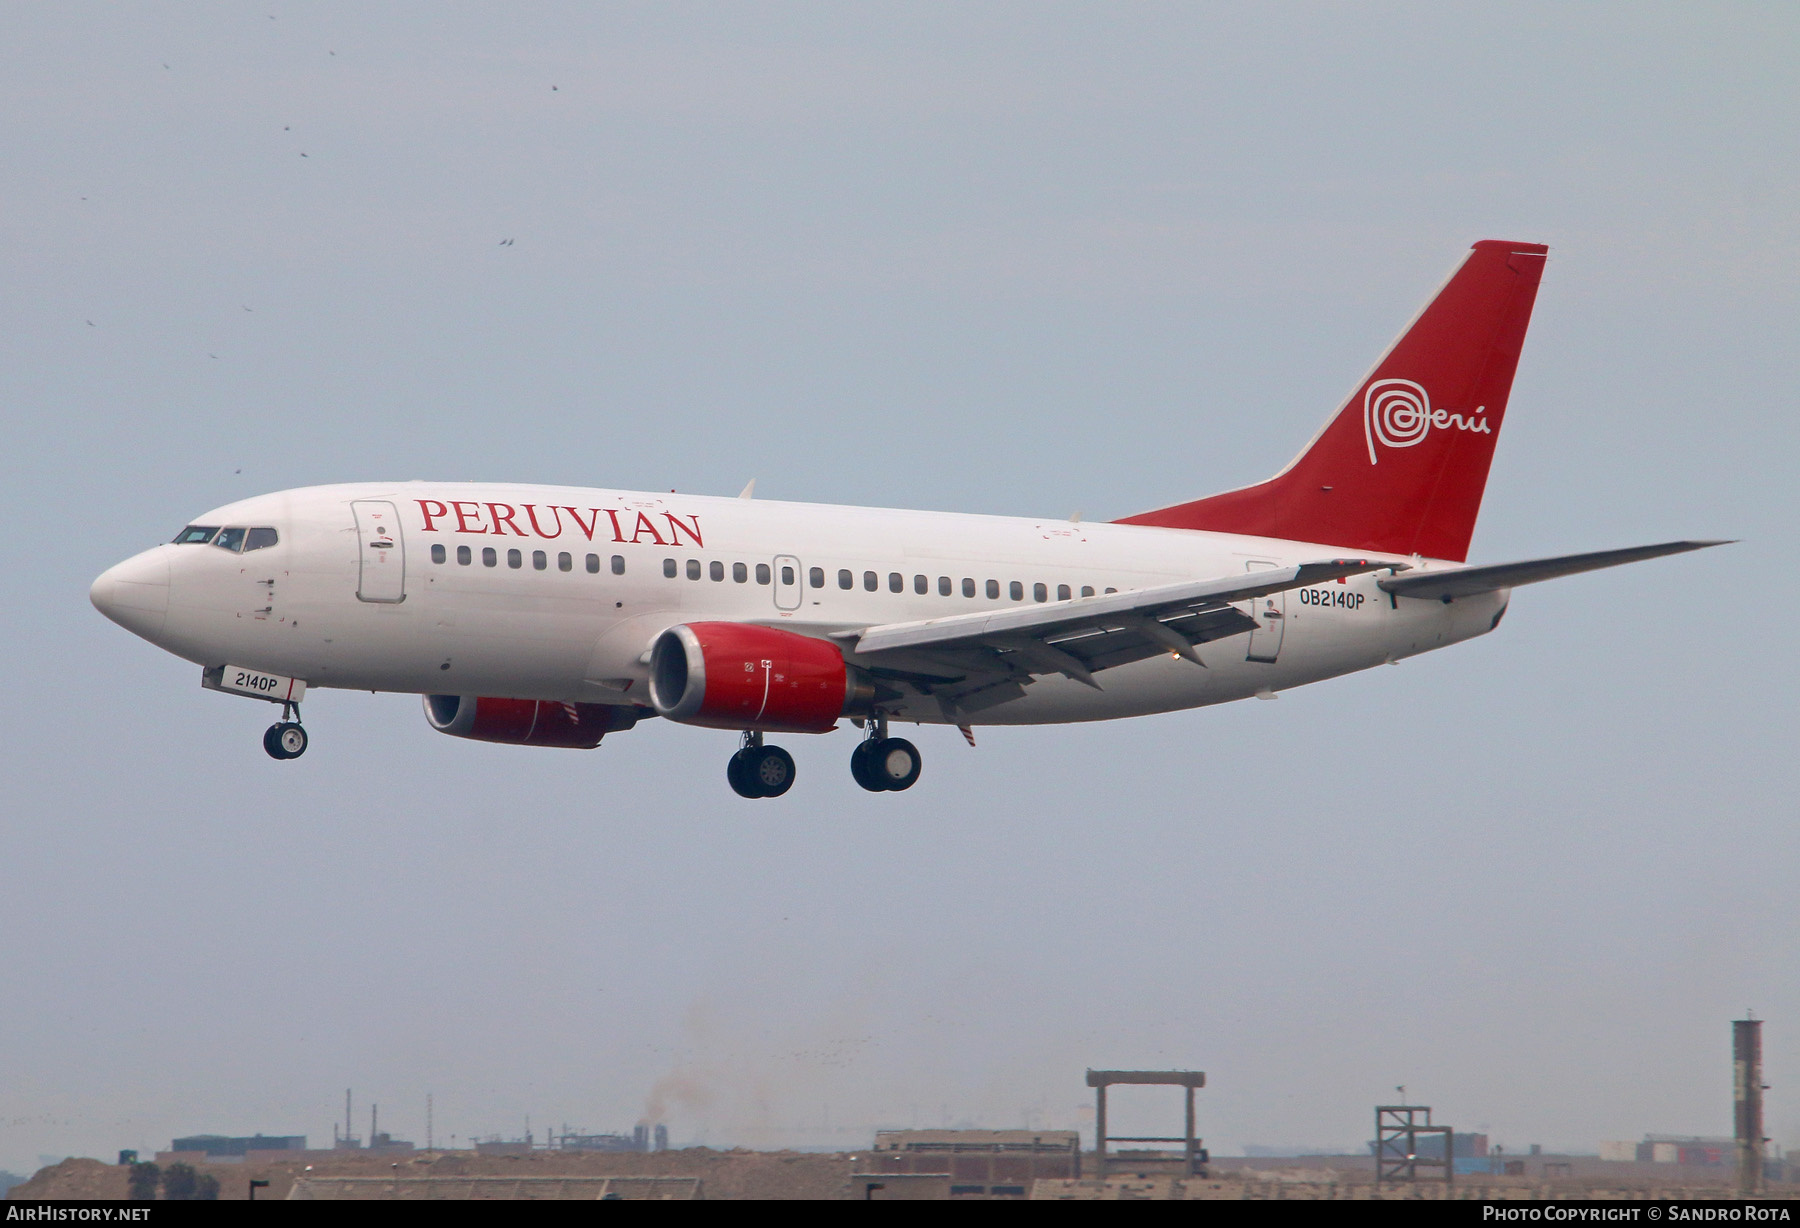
{"left": 772, "top": 554, "right": 802, "bottom": 612}
{"left": 351, "top": 499, "right": 406, "bottom": 603}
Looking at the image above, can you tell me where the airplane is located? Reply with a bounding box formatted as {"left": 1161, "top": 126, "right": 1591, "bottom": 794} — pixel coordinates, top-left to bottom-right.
{"left": 90, "top": 240, "right": 1724, "bottom": 798}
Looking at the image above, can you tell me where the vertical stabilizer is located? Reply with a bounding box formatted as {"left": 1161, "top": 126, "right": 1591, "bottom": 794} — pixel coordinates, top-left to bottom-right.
{"left": 1116, "top": 240, "right": 1548, "bottom": 561}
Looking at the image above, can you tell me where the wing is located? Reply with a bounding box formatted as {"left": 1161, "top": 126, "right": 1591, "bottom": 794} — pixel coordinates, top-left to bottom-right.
{"left": 838, "top": 558, "right": 1398, "bottom": 718}
{"left": 1376, "top": 540, "right": 1730, "bottom": 602}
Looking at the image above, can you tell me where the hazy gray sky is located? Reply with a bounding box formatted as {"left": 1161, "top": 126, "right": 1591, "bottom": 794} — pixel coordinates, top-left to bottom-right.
{"left": 2, "top": 3, "right": 1795, "bottom": 1169}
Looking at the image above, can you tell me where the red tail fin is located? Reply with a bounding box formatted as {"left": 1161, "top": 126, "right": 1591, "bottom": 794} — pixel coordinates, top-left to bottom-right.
{"left": 1116, "top": 240, "right": 1548, "bottom": 561}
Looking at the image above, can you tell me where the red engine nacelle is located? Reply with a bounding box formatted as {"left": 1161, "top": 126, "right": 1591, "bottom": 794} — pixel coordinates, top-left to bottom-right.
{"left": 647, "top": 622, "right": 873, "bottom": 733}
{"left": 423, "top": 695, "right": 641, "bottom": 748}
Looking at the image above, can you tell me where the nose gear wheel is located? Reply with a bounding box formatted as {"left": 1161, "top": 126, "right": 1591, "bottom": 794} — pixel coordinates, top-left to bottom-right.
{"left": 263, "top": 721, "right": 308, "bottom": 760}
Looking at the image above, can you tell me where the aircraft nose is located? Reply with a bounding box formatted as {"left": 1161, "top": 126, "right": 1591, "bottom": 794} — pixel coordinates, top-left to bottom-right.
{"left": 90, "top": 549, "right": 170, "bottom": 640}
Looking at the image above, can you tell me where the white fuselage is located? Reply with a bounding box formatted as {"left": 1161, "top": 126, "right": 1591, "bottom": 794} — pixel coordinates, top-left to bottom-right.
{"left": 95, "top": 482, "right": 1507, "bottom": 727}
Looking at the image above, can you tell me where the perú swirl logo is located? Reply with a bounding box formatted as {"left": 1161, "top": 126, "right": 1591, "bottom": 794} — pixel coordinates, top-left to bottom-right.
{"left": 1363, "top": 378, "right": 1491, "bottom": 464}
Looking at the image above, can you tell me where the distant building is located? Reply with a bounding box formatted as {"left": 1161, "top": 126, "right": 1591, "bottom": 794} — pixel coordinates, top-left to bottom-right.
{"left": 168, "top": 1134, "right": 306, "bottom": 1158}
{"left": 553, "top": 1135, "right": 633, "bottom": 1153}
{"left": 868, "top": 1130, "right": 1082, "bottom": 1197}
{"left": 553, "top": 1124, "right": 667, "bottom": 1153}
{"left": 1424, "top": 1132, "right": 1487, "bottom": 1160}
{"left": 1364, "top": 1132, "right": 1488, "bottom": 1160}
{"left": 1597, "top": 1137, "right": 1738, "bottom": 1166}
{"left": 474, "top": 1124, "right": 671, "bottom": 1156}
{"left": 474, "top": 1140, "right": 535, "bottom": 1156}
{"left": 1636, "top": 1136, "right": 1733, "bottom": 1166}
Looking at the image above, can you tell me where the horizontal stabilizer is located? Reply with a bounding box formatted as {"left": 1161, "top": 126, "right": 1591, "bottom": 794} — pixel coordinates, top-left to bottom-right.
{"left": 1377, "top": 540, "right": 1730, "bottom": 601}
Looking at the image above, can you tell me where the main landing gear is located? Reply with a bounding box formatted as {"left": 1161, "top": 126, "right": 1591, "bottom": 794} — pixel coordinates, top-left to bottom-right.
{"left": 263, "top": 703, "right": 308, "bottom": 760}
{"left": 850, "top": 718, "right": 921, "bottom": 793}
{"left": 723, "top": 723, "right": 921, "bottom": 799}
{"left": 723, "top": 720, "right": 925, "bottom": 798}
{"left": 727, "top": 731, "right": 795, "bottom": 799}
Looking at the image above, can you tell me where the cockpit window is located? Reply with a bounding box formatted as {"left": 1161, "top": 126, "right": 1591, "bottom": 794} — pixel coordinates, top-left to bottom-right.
{"left": 173, "top": 526, "right": 219, "bottom": 544}
{"left": 213, "top": 527, "right": 247, "bottom": 552}
{"left": 244, "top": 527, "right": 279, "bottom": 551}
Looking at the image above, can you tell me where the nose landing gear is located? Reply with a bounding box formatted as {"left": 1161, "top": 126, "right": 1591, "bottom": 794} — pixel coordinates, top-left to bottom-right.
{"left": 263, "top": 703, "right": 308, "bottom": 760}
{"left": 727, "top": 731, "right": 795, "bottom": 799}
{"left": 850, "top": 717, "right": 921, "bottom": 792}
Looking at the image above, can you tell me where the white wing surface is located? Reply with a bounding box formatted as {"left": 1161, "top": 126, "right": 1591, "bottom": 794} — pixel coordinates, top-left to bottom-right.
{"left": 836, "top": 558, "right": 1398, "bottom": 717}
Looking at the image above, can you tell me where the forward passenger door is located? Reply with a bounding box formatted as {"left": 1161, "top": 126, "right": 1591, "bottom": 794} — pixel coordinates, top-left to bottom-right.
{"left": 351, "top": 500, "right": 406, "bottom": 603}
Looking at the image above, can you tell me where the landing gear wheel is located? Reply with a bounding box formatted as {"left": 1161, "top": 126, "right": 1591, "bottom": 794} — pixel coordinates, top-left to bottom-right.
{"left": 750, "top": 745, "right": 795, "bottom": 798}
{"left": 264, "top": 722, "right": 308, "bottom": 760}
{"left": 874, "top": 737, "right": 921, "bottom": 791}
{"left": 727, "top": 747, "right": 761, "bottom": 798}
{"left": 850, "top": 737, "right": 922, "bottom": 791}
{"left": 728, "top": 745, "right": 795, "bottom": 798}
{"left": 850, "top": 740, "right": 887, "bottom": 792}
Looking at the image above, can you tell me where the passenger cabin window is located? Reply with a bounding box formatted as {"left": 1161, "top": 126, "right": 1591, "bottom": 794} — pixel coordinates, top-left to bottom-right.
{"left": 864, "top": 571, "right": 878, "bottom": 592}
{"left": 710, "top": 560, "right": 725, "bottom": 581}
{"left": 533, "top": 550, "right": 548, "bottom": 570}
{"left": 914, "top": 574, "right": 928, "bottom": 595}
{"left": 809, "top": 567, "right": 825, "bottom": 589}
{"left": 558, "top": 552, "right": 572, "bottom": 572}
{"left": 1057, "top": 584, "right": 1071, "bottom": 600}
{"left": 244, "top": 527, "right": 279, "bottom": 551}
{"left": 457, "top": 545, "right": 472, "bottom": 565}
{"left": 585, "top": 554, "right": 600, "bottom": 573}
{"left": 508, "top": 549, "right": 523, "bottom": 569}
{"left": 483, "top": 547, "right": 498, "bottom": 567}
{"left": 430, "top": 544, "right": 446, "bottom": 564}
{"left": 986, "top": 579, "right": 999, "bottom": 599}
{"left": 733, "top": 561, "right": 748, "bottom": 583}
{"left": 782, "top": 565, "right": 796, "bottom": 585}
{"left": 1009, "top": 581, "right": 1024, "bottom": 601}
{"left": 1033, "top": 583, "right": 1048, "bottom": 602}
{"left": 611, "top": 555, "right": 625, "bottom": 575}
{"left": 755, "top": 563, "right": 771, "bottom": 585}
{"left": 962, "top": 578, "right": 975, "bottom": 598}
{"left": 686, "top": 559, "right": 701, "bottom": 580}
{"left": 663, "top": 558, "right": 677, "bottom": 578}
{"left": 172, "top": 525, "right": 219, "bottom": 544}
{"left": 1105, "top": 587, "right": 1117, "bottom": 594}
{"left": 838, "top": 569, "right": 853, "bottom": 590}
{"left": 1080, "top": 585, "right": 1094, "bottom": 598}
{"left": 213, "top": 527, "right": 247, "bottom": 553}
{"left": 938, "top": 576, "right": 951, "bottom": 596}
{"left": 888, "top": 572, "right": 903, "bottom": 593}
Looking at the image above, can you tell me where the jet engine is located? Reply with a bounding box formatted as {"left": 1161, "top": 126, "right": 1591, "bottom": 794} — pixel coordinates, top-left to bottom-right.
{"left": 423, "top": 695, "right": 640, "bottom": 748}
{"left": 647, "top": 622, "right": 873, "bottom": 733}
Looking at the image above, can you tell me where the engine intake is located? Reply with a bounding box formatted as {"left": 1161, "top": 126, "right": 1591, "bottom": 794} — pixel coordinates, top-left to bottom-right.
{"left": 423, "top": 695, "right": 640, "bottom": 748}
{"left": 647, "top": 622, "right": 872, "bottom": 733}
